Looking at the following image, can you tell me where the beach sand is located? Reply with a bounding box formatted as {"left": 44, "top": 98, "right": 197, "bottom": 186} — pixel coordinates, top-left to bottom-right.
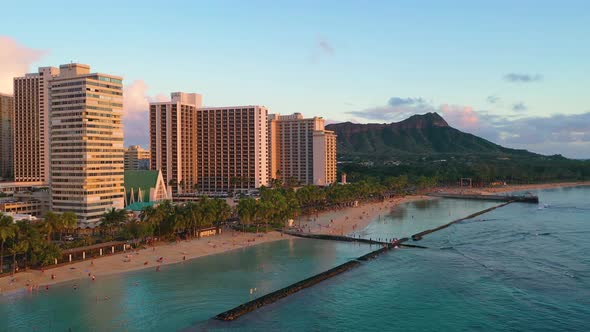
{"left": 438, "top": 181, "right": 590, "bottom": 195}
{"left": 299, "top": 195, "right": 434, "bottom": 237}
{"left": 0, "top": 230, "right": 289, "bottom": 295}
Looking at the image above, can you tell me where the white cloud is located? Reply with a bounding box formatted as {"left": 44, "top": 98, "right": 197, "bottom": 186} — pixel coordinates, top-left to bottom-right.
{"left": 0, "top": 36, "right": 47, "bottom": 94}
{"left": 345, "top": 97, "right": 590, "bottom": 158}
{"left": 123, "top": 80, "right": 167, "bottom": 147}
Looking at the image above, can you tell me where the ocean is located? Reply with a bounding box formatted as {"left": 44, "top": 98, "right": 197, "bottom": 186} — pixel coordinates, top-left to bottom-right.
{"left": 1, "top": 186, "right": 589, "bottom": 331}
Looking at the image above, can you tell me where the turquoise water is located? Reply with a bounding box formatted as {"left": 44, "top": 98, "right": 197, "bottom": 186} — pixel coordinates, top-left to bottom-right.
{"left": 201, "top": 186, "right": 590, "bottom": 331}
{"left": 0, "top": 239, "right": 373, "bottom": 331}
{"left": 1, "top": 186, "right": 589, "bottom": 331}
{"left": 358, "top": 198, "right": 498, "bottom": 239}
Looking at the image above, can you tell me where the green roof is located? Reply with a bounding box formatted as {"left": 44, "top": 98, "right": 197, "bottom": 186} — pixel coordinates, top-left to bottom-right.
{"left": 124, "top": 170, "right": 159, "bottom": 204}
{"left": 125, "top": 201, "right": 157, "bottom": 211}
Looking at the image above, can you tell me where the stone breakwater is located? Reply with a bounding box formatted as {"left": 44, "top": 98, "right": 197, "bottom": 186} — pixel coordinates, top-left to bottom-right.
{"left": 215, "top": 243, "right": 395, "bottom": 321}
{"left": 215, "top": 201, "right": 513, "bottom": 322}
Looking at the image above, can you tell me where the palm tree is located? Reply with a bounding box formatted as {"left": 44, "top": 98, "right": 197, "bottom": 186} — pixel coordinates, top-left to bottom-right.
{"left": 34, "top": 242, "right": 62, "bottom": 267}
{"left": 100, "top": 208, "right": 127, "bottom": 238}
{"left": 212, "top": 198, "right": 231, "bottom": 225}
{"left": 139, "top": 206, "right": 159, "bottom": 243}
{"left": 237, "top": 197, "right": 257, "bottom": 226}
{"left": 12, "top": 220, "right": 42, "bottom": 272}
{"left": 0, "top": 213, "right": 15, "bottom": 273}
{"left": 43, "top": 211, "right": 60, "bottom": 243}
{"left": 60, "top": 212, "right": 78, "bottom": 241}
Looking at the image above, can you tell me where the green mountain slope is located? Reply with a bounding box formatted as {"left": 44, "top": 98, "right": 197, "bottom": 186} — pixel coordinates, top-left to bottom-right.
{"left": 326, "top": 112, "right": 535, "bottom": 157}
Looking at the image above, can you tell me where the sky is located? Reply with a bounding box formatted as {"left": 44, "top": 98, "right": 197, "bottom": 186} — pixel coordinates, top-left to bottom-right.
{"left": 1, "top": 0, "right": 589, "bottom": 158}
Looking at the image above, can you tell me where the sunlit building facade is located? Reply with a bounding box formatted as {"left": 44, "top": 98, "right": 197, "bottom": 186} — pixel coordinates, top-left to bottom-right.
{"left": 196, "top": 106, "right": 269, "bottom": 193}
{"left": 0, "top": 93, "right": 14, "bottom": 180}
{"left": 13, "top": 67, "right": 59, "bottom": 183}
{"left": 149, "top": 92, "right": 201, "bottom": 193}
{"left": 268, "top": 113, "right": 337, "bottom": 186}
{"left": 124, "top": 145, "right": 151, "bottom": 170}
{"left": 49, "top": 63, "right": 125, "bottom": 223}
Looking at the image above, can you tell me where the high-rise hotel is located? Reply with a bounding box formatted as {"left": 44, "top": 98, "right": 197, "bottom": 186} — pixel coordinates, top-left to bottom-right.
{"left": 149, "top": 93, "right": 270, "bottom": 194}
{"left": 149, "top": 92, "right": 200, "bottom": 193}
{"left": 149, "top": 92, "right": 335, "bottom": 193}
{"left": 49, "top": 64, "right": 125, "bottom": 223}
{"left": 0, "top": 93, "right": 14, "bottom": 180}
{"left": 268, "top": 113, "right": 337, "bottom": 186}
{"left": 13, "top": 67, "right": 60, "bottom": 183}
{"left": 196, "top": 106, "right": 269, "bottom": 193}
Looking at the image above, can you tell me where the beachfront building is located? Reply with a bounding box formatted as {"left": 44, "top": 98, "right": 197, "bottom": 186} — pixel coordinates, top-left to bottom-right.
{"left": 124, "top": 145, "right": 151, "bottom": 170}
{"left": 0, "top": 93, "right": 14, "bottom": 180}
{"left": 49, "top": 63, "right": 125, "bottom": 224}
{"left": 268, "top": 113, "right": 337, "bottom": 186}
{"left": 13, "top": 67, "right": 60, "bottom": 183}
{"left": 312, "top": 129, "right": 337, "bottom": 185}
{"left": 149, "top": 92, "right": 201, "bottom": 194}
{"left": 196, "top": 106, "right": 270, "bottom": 194}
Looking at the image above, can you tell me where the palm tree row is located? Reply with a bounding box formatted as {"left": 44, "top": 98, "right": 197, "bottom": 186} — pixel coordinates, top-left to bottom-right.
{"left": 138, "top": 198, "right": 232, "bottom": 241}
{"left": 0, "top": 212, "right": 64, "bottom": 274}
{"left": 239, "top": 176, "right": 436, "bottom": 221}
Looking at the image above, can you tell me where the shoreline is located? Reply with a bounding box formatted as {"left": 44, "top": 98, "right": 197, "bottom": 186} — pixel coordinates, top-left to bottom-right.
{"left": 438, "top": 181, "right": 590, "bottom": 195}
{"left": 0, "top": 230, "right": 291, "bottom": 296}
{"left": 299, "top": 195, "right": 434, "bottom": 237}
{"left": 2, "top": 181, "right": 587, "bottom": 295}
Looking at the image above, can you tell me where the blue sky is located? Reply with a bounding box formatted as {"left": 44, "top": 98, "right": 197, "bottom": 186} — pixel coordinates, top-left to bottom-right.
{"left": 1, "top": 0, "right": 589, "bottom": 157}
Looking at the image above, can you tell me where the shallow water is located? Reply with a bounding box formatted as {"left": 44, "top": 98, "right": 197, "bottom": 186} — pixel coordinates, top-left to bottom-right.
{"left": 209, "top": 186, "right": 590, "bottom": 331}
{"left": 358, "top": 198, "right": 498, "bottom": 239}
{"left": 0, "top": 239, "right": 373, "bottom": 331}
{"left": 1, "top": 186, "right": 589, "bottom": 331}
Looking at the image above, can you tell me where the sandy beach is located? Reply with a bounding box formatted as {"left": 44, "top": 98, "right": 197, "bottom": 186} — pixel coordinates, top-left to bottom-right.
{"left": 2, "top": 181, "right": 587, "bottom": 295}
{"left": 299, "top": 195, "right": 434, "bottom": 237}
{"left": 439, "top": 181, "right": 590, "bottom": 195}
{"left": 0, "top": 230, "right": 290, "bottom": 295}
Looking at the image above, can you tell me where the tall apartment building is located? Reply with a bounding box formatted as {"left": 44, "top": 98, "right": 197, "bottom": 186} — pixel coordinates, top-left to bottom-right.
{"left": 312, "top": 130, "right": 337, "bottom": 185}
{"left": 196, "top": 106, "right": 269, "bottom": 193}
{"left": 0, "top": 93, "right": 14, "bottom": 180}
{"left": 49, "top": 63, "right": 125, "bottom": 223}
{"left": 149, "top": 92, "right": 201, "bottom": 193}
{"left": 13, "top": 67, "right": 60, "bottom": 183}
{"left": 268, "top": 113, "right": 337, "bottom": 186}
{"left": 124, "top": 145, "right": 151, "bottom": 170}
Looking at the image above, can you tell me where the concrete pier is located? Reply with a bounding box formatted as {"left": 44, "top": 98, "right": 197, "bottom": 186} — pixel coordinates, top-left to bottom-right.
{"left": 428, "top": 192, "right": 538, "bottom": 203}
{"left": 282, "top": 231, "right": 391, "bottom": 245}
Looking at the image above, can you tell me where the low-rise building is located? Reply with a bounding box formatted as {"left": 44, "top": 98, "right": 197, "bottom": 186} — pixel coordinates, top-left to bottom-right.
{"left": 124, "top": 170, "right": 170, "bottom": 211}
{"left": 0, "top": 199, "right": 43, "bottom": 216}
{"left": 124, "top": 145, "right": 151, "bottom": 170}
